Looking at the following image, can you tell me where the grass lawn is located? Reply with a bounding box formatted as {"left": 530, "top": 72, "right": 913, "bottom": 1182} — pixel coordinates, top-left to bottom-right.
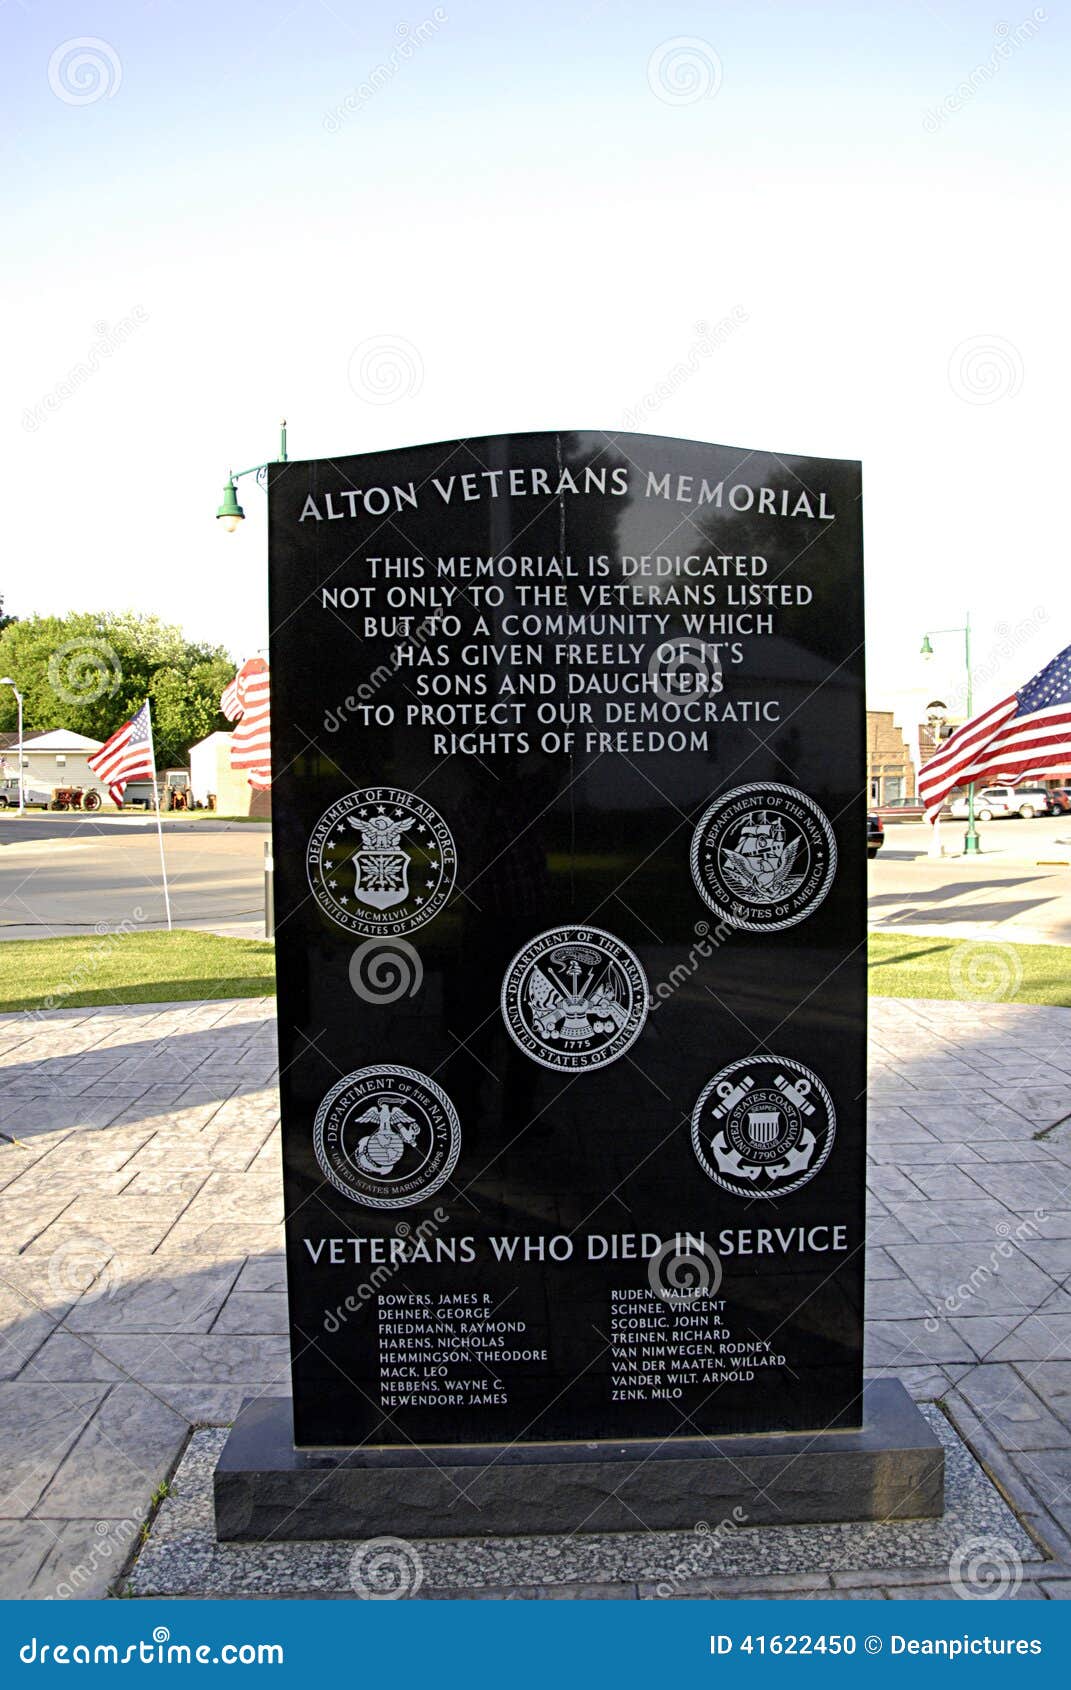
{"left": 867, "top": 932, "right": 1071, "bottom": 1007}
{"left": 0, "top": 931, "right": 277, "bottom": 1012}
{"left": 0, "top": 930, "right": 1067, "bottom": 1014}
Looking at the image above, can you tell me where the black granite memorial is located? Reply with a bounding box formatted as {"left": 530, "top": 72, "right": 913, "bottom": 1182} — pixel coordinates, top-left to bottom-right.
{"left": 216, "top": 430, "right": 943, "bottom": 1537}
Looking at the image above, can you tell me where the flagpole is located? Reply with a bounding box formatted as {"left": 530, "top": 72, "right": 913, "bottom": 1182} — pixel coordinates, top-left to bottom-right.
{"left": 146, "top": 700, "right": 173, "bottom": 932}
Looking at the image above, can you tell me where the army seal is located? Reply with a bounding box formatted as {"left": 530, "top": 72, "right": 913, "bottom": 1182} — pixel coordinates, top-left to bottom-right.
{"left": 691, "top": 1055, "right": 835, "bottom": 1199}
{"left": 689, "top": 782, "right": 837, "bottom": 932}
{"left": 312, "top": 1065, "right": 461, "bottom": 1210}
{"left": 501, "top": 925, "right": 649, "bottom": 1072}
{"left": 306, "top": 787, "right": 456, "bottom": 938}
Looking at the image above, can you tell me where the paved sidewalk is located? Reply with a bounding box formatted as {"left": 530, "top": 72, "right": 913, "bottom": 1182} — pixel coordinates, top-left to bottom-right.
{"left": 1, "top": 996, "right": 1071, "bottom": 1599}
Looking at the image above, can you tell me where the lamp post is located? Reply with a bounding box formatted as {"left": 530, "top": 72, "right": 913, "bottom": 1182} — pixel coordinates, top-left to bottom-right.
{"left": 921, "top": 613, "right": 979, "bottom": 855}
{"left": 216, "top": 420, "right": 288, "bottom": 530}
{"left": 0, "top": 677, "right": 24, "bottom": 816}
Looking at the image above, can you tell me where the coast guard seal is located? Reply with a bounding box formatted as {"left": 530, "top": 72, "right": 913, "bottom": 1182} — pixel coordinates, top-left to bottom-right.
{"left": 501, "top": 926, "right": 649, "bottom": 1071}
{"left": 313, "top": 1065, "right": 461, "bottom": 1209}
{"left": 691, "top": 1055, "right": 835, "bottom": 1199}
{"left": 306, "top": 787, "right": 456, "bottom": 937}
{"left": 689, "top": 783, "right": 836, "bottom": 932}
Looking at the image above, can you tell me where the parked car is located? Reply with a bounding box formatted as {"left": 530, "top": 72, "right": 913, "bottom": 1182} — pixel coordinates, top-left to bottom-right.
{"left": 867, "top": 812, "right": 885, "bottom": 858}
{"left": 875, "top": 802, "right": 926, "bottom": 822}
{"left": 948, "top": 785, "right": 1049, "bottom": 821}
{"left": 1046, "top": 788, "right": 1071, "bottom": 815}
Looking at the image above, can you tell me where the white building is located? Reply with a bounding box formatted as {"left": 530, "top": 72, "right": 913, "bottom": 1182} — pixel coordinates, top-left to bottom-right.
{"left": 189, "top": 730, "right": 268, "bottom": 816}
{"left": 0, "top": 728, "right": 106, "bottom": 804}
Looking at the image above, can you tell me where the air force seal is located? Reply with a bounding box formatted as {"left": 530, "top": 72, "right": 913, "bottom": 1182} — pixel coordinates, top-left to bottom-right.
{"left": 501, "top": 926, "right": 649, "bottom": 1072}
{"left": 306, "top": 787, "right": 456, "bottom": 937}
{"left": 689, "top": 783, "right": 836, "bottom": 932}
{"left": 313, "top": 1065, "right": 461, "bottom": 1209}
{"left": 691, "top": 1055, "right": 835, "bottom": 1199}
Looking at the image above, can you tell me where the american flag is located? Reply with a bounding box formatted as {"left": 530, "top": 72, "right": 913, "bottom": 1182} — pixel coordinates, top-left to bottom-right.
{"left": 88, "top": 701, "right": 155, "bottom": 808}
{"left": 221, "top": 657, "right": 272, "bottom": 789}
{"left": 918, "top": 641, "right": 1071, "bottom": 821}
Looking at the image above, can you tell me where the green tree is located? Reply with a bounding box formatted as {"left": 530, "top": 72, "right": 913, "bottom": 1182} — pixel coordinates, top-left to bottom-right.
{"left": 151, "top": 654, "right": 236, "bottom": 768}
{"left": 0, "top": 595, "right": 14, "bottom": 633}
{"left": 0, "top": 611, "right": 238, "bottom": 764}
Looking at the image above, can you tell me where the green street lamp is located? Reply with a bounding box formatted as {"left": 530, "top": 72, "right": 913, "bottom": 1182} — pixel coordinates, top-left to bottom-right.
{"left": 216, "top": 479, "right": 245, "bottom": 531}
{"left": 216, "top": 420, "right": 288, "bottom": 531}
{"left": 921, "top": 612, "right": 979, "bottom": 856}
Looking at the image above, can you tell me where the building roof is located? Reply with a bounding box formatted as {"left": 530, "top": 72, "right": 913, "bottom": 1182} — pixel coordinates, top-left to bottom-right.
{"left": 21, "top": 729, "right": 104, "bottom": 752}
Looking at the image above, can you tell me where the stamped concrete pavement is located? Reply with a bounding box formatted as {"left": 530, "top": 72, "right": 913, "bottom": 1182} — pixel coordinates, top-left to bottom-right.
{"left": 1, "top": 995, "right": 1071, "bottom": 1598}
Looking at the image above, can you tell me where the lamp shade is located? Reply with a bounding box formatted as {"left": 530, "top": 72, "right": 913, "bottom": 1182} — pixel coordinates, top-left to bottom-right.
{"left": 216, "top": 480, "right": 245, "bottom": 530}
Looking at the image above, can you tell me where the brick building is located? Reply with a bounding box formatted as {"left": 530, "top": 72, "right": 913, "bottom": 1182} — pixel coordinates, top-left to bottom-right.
{"left": 866, "top": 711, "right": 916, "bottom": 805}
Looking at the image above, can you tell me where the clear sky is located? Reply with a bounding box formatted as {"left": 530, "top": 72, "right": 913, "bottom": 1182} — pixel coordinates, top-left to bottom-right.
{"left": 4, "top": 0, "right": 1066, "bottom": 722}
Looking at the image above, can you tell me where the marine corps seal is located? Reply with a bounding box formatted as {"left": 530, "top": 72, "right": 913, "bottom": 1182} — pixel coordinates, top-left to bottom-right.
{"left": 689, "top": 782, "right": 837, "bottom": 932}
{"left": 312, "top": 1065, "right": 461, "bottom": 1209}
{"left": 501, "top": 926, "right": 649, "bottom": 1072}
{"left": 306, "top": 787, "right": 456, "bottom": 938}
{"left": 691, "top": 1055, "right": 835, "bottom": 1199}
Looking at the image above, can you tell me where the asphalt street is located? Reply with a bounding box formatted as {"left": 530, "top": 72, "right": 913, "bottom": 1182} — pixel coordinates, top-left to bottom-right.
{"left": 2, "top": 813, "right": 1071, "bottom": 944}
{"left": 0, "top": 816, "right": 270, "bottom": 940}
{"left": 871, "top": 815, "right": 1071, "bottom": 944}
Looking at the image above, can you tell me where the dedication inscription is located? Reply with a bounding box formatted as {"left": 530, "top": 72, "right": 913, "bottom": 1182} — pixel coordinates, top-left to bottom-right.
{"left": 268, "top": 430, "right": 865, "bottom": 1448}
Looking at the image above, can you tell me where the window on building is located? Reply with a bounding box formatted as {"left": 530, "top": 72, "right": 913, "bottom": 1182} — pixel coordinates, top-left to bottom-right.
{"left": 884, "top": 775, "right": 903, "bottom": 803}
{"left": 55, "top": 755, "right": 66, "bottom": 768}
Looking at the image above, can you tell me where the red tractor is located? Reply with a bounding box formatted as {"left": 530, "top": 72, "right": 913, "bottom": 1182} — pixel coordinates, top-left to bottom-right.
{"left": 50, "top": 785, "right": 102, "bottom": 812}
